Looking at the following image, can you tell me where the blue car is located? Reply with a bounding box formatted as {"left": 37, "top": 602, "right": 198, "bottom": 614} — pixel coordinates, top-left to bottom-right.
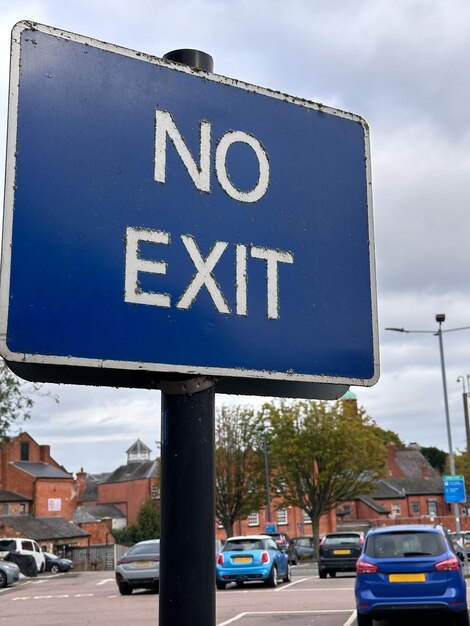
{"left": 216, "top": 534, "right": 291, "bottom": 589}
{"left": 355, "top": 524, "right": 469, "bottom": 626}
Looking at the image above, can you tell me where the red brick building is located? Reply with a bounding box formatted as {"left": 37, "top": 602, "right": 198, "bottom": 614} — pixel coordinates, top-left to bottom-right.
{"left": 337, "top": 442, "right": 451, "bottom": 528}
{"left": 78, "top": 439, "right": 158, "bottom": 526}
{"left": 0, "top": 432, "right": 77, "bottom": 520}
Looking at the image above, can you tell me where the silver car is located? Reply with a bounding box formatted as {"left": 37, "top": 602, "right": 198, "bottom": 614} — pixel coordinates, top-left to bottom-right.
{"left": 0, "top": 560, "right": 20, "bottom": 588}
{"left": 115, "top": 539, "right": 160, "bottom": 595}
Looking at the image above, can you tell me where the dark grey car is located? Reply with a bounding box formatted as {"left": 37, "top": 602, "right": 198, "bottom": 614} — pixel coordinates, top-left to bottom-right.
{"left": 318, "top": 531, "right": 364, "bottom": 578}
{"left": 115, "top": 539, "right": 160, "bottom": 595}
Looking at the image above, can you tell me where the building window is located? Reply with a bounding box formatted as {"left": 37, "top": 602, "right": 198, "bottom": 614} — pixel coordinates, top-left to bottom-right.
{"left": 302, "top": 511, "right": 312, "bottom": 524}
{"left": 20, "top": 441, "right": 29, "bottom": 461}
{"left": 19, "top": 504, "right": 26, "bottom": 514}
{"left": 342, "top": 504, "right": 352, "bottom": 517}
{"left": 2, "top": 503, "right": 8, "bottom": 515}
{"left": 428, "top": 499, "right": 438, "bottom": 516}
{"left": 247, "top": 511, "right": 259, "bottom": 527}
{"left": 411, "top": 501, "right": 421, "bottom": 515}
{"left": 277, "top": 508, "right": 288, "bottom": 525}
{"left": 391, "top": 503, "right": 401, "bottom": 517}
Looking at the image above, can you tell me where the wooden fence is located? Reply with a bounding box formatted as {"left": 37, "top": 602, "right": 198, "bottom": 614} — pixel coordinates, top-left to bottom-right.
{"left": 65, "top": 544, "right": 129, "bottom": 571}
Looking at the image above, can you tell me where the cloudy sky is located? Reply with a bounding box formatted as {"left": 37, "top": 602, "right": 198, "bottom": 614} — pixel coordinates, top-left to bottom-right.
{"left": 0, "top": 0, "right": 469, "bottom": 475}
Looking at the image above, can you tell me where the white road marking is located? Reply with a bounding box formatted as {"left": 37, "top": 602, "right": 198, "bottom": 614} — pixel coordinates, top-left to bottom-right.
{"left": 342, "top": 611, "right": 357, "bottom": 626}
{"left": 96, "top": 578, "right": 115, "bottom": 586}
{"left": 275, "top": 577, "right": 309, "bottom": 591}
{"left": 217, "top": 610, "right": 353, "bottom": 625}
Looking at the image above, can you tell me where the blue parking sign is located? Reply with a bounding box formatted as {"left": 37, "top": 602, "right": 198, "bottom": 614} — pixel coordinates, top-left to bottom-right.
{"left": 0, "top": 22, "right": 379, "bottom": 396}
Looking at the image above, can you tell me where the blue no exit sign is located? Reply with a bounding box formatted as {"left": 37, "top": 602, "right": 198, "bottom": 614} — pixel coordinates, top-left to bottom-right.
{"left": 0, "top": 22, "right": 379, "bottom": 396}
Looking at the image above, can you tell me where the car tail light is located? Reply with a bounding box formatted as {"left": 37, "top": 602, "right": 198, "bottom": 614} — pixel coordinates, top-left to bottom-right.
{"left": 116, "top": 558, "right": 129, "bottom": 566}
{"left": 217, "top": 554, "right": 224, "bottom": 565}
{"left": 278, "top": 537, "right": 286, "bottom": 545}
{"left": 356, "top": 560, "right": 379, "bottom": 574}
{"left": 261, "top": 552, "right": 269, "bottom": 563}
{"left": 434, "top": 557, "right": 460, "bottom": 571}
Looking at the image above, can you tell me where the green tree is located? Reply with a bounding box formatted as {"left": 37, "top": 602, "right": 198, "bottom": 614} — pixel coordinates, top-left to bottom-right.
{"left": 421, "top": 446, "right": 448, "bottom": 474}
{"left": 215, "top": 405, "right": 266, "bottom": 537}
{"left": 0, "top": 359, "right": 54, "bottom": 440}
{"left": 136, "top": 497, "right": 160, "bottom": 540}
{"left": 112, "top": 497, "right": 160, "bottom": 545}
{"left": 262, "top": 398, "right": 386, "bottom": 560}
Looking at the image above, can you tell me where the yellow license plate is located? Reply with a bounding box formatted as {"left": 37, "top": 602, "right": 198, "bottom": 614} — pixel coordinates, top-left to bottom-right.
{"left": 389, "top": 573, "right": 426, "bottom": 583}
{"left": 234, "top": 557, "right": 252, "bottom": 563}
{"left": 134, "top": 561, "right": 152, "bottom": 567}
{"left": 333, "top": 549, "right": 351, "bottom": 555}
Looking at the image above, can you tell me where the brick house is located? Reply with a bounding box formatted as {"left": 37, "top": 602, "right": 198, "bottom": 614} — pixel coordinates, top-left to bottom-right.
{"left": 216, "top": 500, "right": 336, "bottom": 541}
{"left": 0, "top": 514, "right": 90, "bottom": 552}
{"left": 78, "top": 439, "right": 158, "bottom": 526}
{"left": 0, "top": 432, "right": 77, "bottom": 520}
{"left": 337, "top": 442, "right": 449, "bottom": 527}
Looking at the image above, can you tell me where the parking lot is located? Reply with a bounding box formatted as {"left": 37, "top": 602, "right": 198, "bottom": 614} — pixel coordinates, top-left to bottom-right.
{"left": 1, "top": 566, "right": 469, "bottom": 625}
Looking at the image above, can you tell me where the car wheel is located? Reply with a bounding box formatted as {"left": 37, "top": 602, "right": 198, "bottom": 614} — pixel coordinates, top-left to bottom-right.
{"left": 455, "top": 611, "right": 470, "bottom": 626}
{"left": 319, "top": 568, "right": 327, "bottom": 579}
{"left": 266, "top": 565, "right": 278, "bottom": 588}
{"left": 283, "top": 563, "right": 292, "bottom": 583}
{"left": 329, "top": 571, "right": 336, "bottom": 578}
{"left": 50, "top": 564, "right": 60, "bottom": 574}
{"left": 216, "top": 580, "right": 226, "bottom": 590}
{"left": 0, "top": 571, "right": 7, "bottom": 589}
{"left": 356, "top": 613, "right": 373, "bottom": 626}
{"left": 118, "top": 582, "right": 133, "bottom": 595}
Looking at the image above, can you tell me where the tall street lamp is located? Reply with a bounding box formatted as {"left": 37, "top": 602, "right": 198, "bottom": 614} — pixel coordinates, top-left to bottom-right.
{"left": 386, "top": 314, "right": 470, "bottom": 533}
{"left": 457, "top": 375, "right": 470, "bottom": 451}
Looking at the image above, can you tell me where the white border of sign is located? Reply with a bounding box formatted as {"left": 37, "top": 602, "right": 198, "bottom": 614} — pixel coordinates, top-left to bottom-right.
{"left": 0, "top": 21, "right": 379, "bottom": 387}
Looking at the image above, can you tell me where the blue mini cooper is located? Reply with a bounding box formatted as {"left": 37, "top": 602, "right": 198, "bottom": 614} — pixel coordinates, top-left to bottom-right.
{"left": 216, "top": 534, "right": 291, "bottom": 589}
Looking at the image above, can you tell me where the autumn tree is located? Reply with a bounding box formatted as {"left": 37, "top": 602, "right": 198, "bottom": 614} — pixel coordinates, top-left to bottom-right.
{"left": 261, "top": 398, "right": 386, "bottom": 560}
{"left": 215, "top": 405, "right": 266, "bottom": 537}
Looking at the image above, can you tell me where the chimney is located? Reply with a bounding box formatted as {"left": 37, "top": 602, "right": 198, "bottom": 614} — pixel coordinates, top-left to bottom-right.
{"left": 76, "top": 468, "right": 87, "bottom": 499}
{"left": 39, "top": 444, "right": 51, "bottom": 463}
{"left": 386, "top": 441, "right": 404, "bottom": 478}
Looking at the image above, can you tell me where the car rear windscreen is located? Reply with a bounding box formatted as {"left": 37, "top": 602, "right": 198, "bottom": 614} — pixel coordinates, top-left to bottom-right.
{"left": 324, "top": 534, "right": 361, "bottom": 546}
{"left": 128, "top": 542, "right": 160, "bottom": 555}
{"left": 224, "top": 539, "right": 264, "bottom": 552}
{"left": 365, "top": 532, "right": 447, "bottom": 558}
{"left": 0, "top": 540, "right": 16, "bottom": 551}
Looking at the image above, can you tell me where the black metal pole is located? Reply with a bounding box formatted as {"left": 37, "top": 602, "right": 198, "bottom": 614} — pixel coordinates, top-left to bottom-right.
{"left": 160, "top": 378, "right": 215, "bottom": 626}
{"left": 159, "top": 49, "right": 215, "bottom": 626}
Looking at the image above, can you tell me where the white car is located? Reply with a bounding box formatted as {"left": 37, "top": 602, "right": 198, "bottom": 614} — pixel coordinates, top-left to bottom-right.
{"left": 0, "top": 538, "right": 45, "bottom": 573}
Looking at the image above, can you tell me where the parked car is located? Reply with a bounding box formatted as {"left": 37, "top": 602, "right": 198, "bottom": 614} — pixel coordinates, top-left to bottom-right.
{"left": 0, "top": 537, "right": 45, "bottom": 573}
{"left": 0, "top": 560, "right": 20, "bottom": 588}
{"left": 355, "top": 524, "right": 469, "bottom": 626}
{"left": 216, "top": 535, "right": 291, "bottom": 589}
{"left": 43, "top": 552, "right": 74, "bottom": 573}
{"left": 115, "top": 539, "right": 160, "bottom": 595}
{"left": 318, "top": 531, "right": 364, "bottom": 578}
{"left": 292, "top": 536, "right": 315, "bottom": 560}
{"left": 450, "top": 538, "right": 467, "bottom": 562}
{"left": 263, "top": 531, "right": 297, "bottom": 564}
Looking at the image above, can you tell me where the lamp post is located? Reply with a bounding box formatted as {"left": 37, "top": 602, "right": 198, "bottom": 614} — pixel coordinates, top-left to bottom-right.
{"left": 457, "top": 375, "right": 470, "bottom": 451}
{"left": 262, "top": 431, "right": 272, "bottom": 523}
{"left": 386, "top": 314, "right": 470, "bottom": 533}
